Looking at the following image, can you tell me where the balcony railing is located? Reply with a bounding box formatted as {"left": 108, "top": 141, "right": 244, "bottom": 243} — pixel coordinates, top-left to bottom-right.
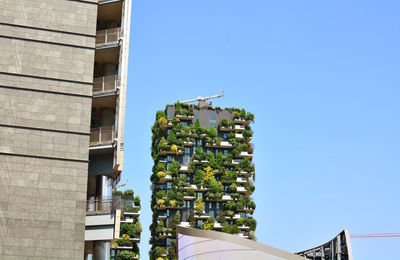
{"left": 86, "top": 196, "right": 120, "bottom": 215}
{"left": 96, "top": 28, "right": 120, "bottom": 47}
{"left": 90, "top": 125, "right": 115, "bottom": 147}
{"left": 93, "top": 75, "right": 119, "bottom": 96}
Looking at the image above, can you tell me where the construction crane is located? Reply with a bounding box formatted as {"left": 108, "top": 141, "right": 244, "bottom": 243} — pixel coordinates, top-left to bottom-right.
{"left": 350, "top": 233, "right": 400, "bottom": 238}
{"left": 180, "top": 92, "right": 224, "bottom": 108}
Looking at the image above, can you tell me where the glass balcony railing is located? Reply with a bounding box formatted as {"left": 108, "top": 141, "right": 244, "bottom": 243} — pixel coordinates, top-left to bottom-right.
{"left": 86, "top": 196, "right": 119, "bottom": 215}
{"left": 96, "top": 28, "right": 120, "bottom": 47}
{"left": 93, "top": 75, "right": 118, "bottom": 96}
{"left": 90, "top": 125, "right": 115, "bottom": 147}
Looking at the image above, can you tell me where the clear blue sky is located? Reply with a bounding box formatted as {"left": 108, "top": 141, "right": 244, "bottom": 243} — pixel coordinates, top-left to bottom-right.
{"left": 123, "top": 1, "right": 400, "bottom": 259}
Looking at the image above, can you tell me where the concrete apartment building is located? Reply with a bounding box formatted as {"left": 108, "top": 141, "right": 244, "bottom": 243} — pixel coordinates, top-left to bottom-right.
{"left": 0, "top": 0, "right": 132, "bottom": 259}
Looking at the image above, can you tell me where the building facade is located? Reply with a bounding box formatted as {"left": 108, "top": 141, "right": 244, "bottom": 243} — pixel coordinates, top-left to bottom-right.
{"left": 0, "top": 0, "right": 133, "bottom": 259}
{"left": 150, "top": 102, "right": 256, "bottom": 259}
{"left": 177, "top": 226, "right": 306, "bottom": 260}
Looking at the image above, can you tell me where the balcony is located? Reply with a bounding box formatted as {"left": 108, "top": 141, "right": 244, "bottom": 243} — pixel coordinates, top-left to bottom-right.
{"left": 86, "top": 196, "right": 119, "bottom": 215}
{"left": 93, "top": 75, "right": 119, "bottom": 97}
{"left": 235, "top": 125, "right": 245, "bottom": 131}
{"left": 90, "top": 126, "right": 115, "bottom": 147}
{"left": 96, "top": 28, "right": 120, "bottom": 49}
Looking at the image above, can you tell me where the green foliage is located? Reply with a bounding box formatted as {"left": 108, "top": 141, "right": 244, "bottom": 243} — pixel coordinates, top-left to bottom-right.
{"left": 225, "top": 200, "right": 236, "bottom": 211}
{"left": 155, "top": 162, "right": 166, "bottom": 173}
{"left": 116, "top": 250, "right": 136, "bottom": 260}
{"left": 173, "top": 211, "right": 181, "bottom": 225}
{"left": 245, "top": 218, "right": 257, "bottom": 230}
{"left": 248, "top": 230, "right": 256, "bottom": 240}
{"left": 122, "top": 190, "right": 134, "bottom": 200}
{"left": 209, "top": 178, "right": 223, "bottom": 194}
{"left": 240, "top": 158, "right": 250, "bottom": 171}
{"left": 208, "top": 127, "right": 217, "bottom": 138}
{"left": 158, "top": 117, "right": 168, "bottom": 131}
{"left": 195, "top": 198, "right": 204, "bottom": 214}
{"left": 203, "top": 216, "right": 214, "bottom": 230}
{"left": 231, "top": 224, "right": 240, "bottom": 234}
{"left": 156, "top": 110, "right": 166, "bottom": 120}
{"left": 157, "top": 137, "right": 169, "bottom": 151}
{"left": 169, "top": 160, "right": 180, "bottom": 176}
{"left": 194, "top": 169, "right": 204, "bottom": 187}
{"left": 167, "top": 131, "right": 177, "bottom": 144}
{"left": 236, "top": 218, "right": 245, "bottom": 226}
{"left": 155, "top": 246, "right": 167, "bottom": 257}
{"left": 219, "top": 118, "right": 228, "bottom": 127}
{"left": 229, "top": 183, "right": 238, "bottom": 193}
{"left": 221, "top": 223, "right": 231, "bottom": 233}
{"left": 156, "top": 190, "right": 166, "bottom": 200}
{"left": 120, "top": 221, "right": 142, "bottom": 238}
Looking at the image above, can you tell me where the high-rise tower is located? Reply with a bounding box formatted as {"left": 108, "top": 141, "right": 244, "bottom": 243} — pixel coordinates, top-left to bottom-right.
{"left": 0, "top": 1, "right": 135, "bottom": 259}
{"left": 150, "top": 102, "right": 256, "bottom": 259}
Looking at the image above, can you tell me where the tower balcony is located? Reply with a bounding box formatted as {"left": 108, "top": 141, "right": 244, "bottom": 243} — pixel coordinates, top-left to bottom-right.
{"left": 96, "top": 28, "right": 120, "bottom": 49}
{"left": 90, "top": 125, "right": 115, "bottom": 147}
{"left": 93, "top": 75, "right": 119, "bottom": 97}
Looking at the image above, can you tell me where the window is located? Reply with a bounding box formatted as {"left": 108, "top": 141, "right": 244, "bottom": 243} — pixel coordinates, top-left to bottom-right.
{"left": 198, "top": 140, "right": 203, "bottom": 146}
{"left": 209, "top": 202, "right": 212, "bottom": 209}
{"left": 224, "top": 149, "right": 228, "bottom": 155}
{"left": 197, "top": 192, "right": 203, "bottom": 199}
{"left": 216, "top": 202, "right": 220, "bottom": 210}
{"left": 181, "top": 121, "right": 187, "bottom": 127}
{"left": 167, "top": 210, "right": 170, "bottom": 217}
{"left": 194, "top": 111, "right": 199, "bottom": 119}
{"left": 209, "top": 113, "right": 217, "bottom": 128}
{"left": 167, "top": 155, "right": 173, "bottom": 162}
{"left": 167, "top": 182, "right": 172, "bottom": 189}
{"left": 197, "top": 220, "right": 203, "bottom": 228}
{"left": 185, "top": 147, "right": 191, "bottom": 155}
{"left": 167, "top": 110, "right": 173, "bottom": 119}
{"left": 209, "top": 210, "right": 215, "bottom": 217}
{"left": 166, "top": 238, "right": 172, "bottom": 246}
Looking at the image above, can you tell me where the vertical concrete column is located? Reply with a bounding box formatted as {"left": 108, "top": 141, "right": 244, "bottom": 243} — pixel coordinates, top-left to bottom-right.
{"left": 100, "top": 175, "right": 113, "bottom": 198}
{"left": 94, "top": 241, "right": 111, "bottom": 260}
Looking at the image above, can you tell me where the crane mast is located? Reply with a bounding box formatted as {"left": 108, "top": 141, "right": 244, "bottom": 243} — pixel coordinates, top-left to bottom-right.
{"left": 180, "top": 91, "right": 224, "bottom": 107}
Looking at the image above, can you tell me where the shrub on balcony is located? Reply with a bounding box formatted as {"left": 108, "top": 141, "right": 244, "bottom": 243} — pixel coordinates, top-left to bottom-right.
{"left": 134, "top": 196, "right": 141, "bottom": 207}
{"left": 117, "top": 250, "right": 137, "bottom": 260}
{"left": 229, "top": 183, "right": 237, "bottom": 193}
{"left": 117, "top": 234, "right": 132, "bottom": 246}
{"left": 167, "top": 131, "right": 177, "bottom": 144}
{"left": 225, "top": 200, "right": 235, "bottom": 211}
{"left": 195, "top": 198, "right": 204, "bottom": 215}
{"left": 208, "top": 127, "right": 217, "bottom": 138}
{"left": 245, "top": 218, "right": 257, "bottom": 231}
{"left": 231, "top": 224, "right": 240, "bottom": 234}
{"left": 194, "top": 170, "right": 203, "bottom": 187}
{"left": 169, "top": 199, "right": 176, "bottom": 207}
{"left": 221, "top": 223, "right": 231, "bottom": 234}
{"left": 236, "top": 218, "right": 245, "bottom": 226}
{"left": 155, "top": 246, "right": 167, "bottom": 257}
{"left": 157, "top": 137, "right": 169, "bottom": 152}
{"left": 187, "top": 188, "right": 195, "bottom": 196}
{"left": 169, "top": 160, "right": 180, "bottom": 176}
{"left": 219, "top": 118, "right": 228, "bottom": 128}
{"left": 122, "top": 190, "right": 134, "bottom": 200}
{"left": 157, "top": 199, "right": 165, "bottom": 207}
{"left": 171, "top": 144, "right": 178, "bottom": 155}
{"left": 158, "top": 117, "right": 168, "bottom": 131}
{"left": 209, "top": 178, "right": 223, "bottom": 194}
{"left": 157, "top": 171, "right": 166, "bottom": 178}
{"left": 248, "top": 230, "right": 256, "bottom": 240}
{"left": 202, "top": 216, "right": 214, "bottom": 230}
